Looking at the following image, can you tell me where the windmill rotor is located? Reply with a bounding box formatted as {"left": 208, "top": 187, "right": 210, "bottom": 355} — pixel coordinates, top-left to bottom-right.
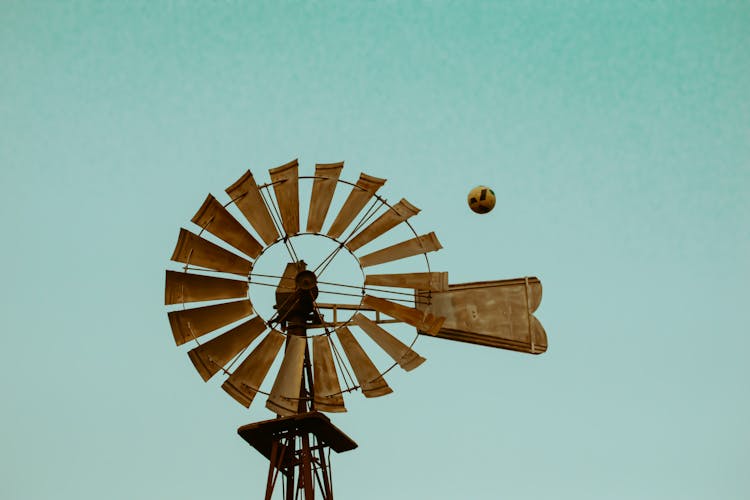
{"left": 165, "top": 160, "right": 448, "bottom": 417}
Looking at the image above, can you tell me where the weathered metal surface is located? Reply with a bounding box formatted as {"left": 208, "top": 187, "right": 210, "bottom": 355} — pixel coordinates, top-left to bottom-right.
{"left": 358, "top": 232, "right": 442, "bottom": 268}
{"left": 415, "top": 277, "right": 547, "bottom": 354}
{"left": 237, "top": 411, "right": 357, "bottom": 461}
{"left": 306, "top": 162, "right": 343, "bottom": 233}
{"left": 191, "top": 194, "right": 263, "bottom": 259}
{"left": 226, "top": 170, "right": 280, "bottom": 245}
{"left": 364, "top": 272, "right": 448, "bottom": 292}
{"left": 164, "top": 270, "right": 248, "bottom": 305}
{"left": 171, "top": 228, "right": 253, "bottom": 276}
{"left": 266, "top": 335, "right": 307, "bottom": 416}
{"left": 273, "top": 262, "right": 303, "bottom": 323}
{"left": 187, "top": 315, "right": 267, "bottom": 381}
{"left": 326, "top": 173, "right": 386, "bottom": 239}
{"left": 167, "top": 299, "right": 254, "bottom": 345}
{"left": 350, "top": 313, "right": 425, "bottom": 371}
{"left": 346, "top": 198, "right": 420, "bottom": 252}
{"left": 313, "top": 302, "right": 401, "bottom": 327}
{"left": 362, "top": 295, "right": 444, "bottom": 335}
{"left": 269, "top": 159, "right": 300, "bottom": 236}
{"left": 335, "top": 326, "right": 392, "bottom": 398}
{"left": 222, "top": 329, "right": 286, "bottom": 408}
{"left": 312, "top": 336, "right": 346, "bottom": 412}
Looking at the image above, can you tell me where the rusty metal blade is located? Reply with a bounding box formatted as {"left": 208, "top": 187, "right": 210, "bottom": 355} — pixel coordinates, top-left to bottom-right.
{"left": 306, "top": 162, "right": 343, "bottom": 233}
{"left": 358, "top": 232, "right": 442, "bottom": 268}
{"left": 266, "top": 335, "right": 307, "bottom": 416}
{"left": 222, "top": 329, "right": 285, "bottom": 408}
{"left": 415, "top": 277, "right": 548, "bottom": 354}
{"left": 364, "top": 272, "right": 448, "bottom": 292}
{"left": 226, "top": 170, "right": 280, "bottom": 245}
{"left": 191, "top": 194, "right": 263, "bottom": 259}
{"left": 312, "top": 336, "right": 346, "bottom": 412}
{"left": 167, "top": 299, "right": 253, "bottom": 345}
{"left": 269, "top": 159, "right": 299, "bottom": 236}
{"left": 351, "top": 313, "right": 425, "bottom": 371}
{"left": 335, "top": 326, "right": 392, "bottom": 398}
{"left": 362, "top": 295, "right": 444, "bottom": 335}
{"left": 326, "top": 173, "right": 386, "bottom": 239}
{"left": 165, "top": 271, "right": 248, "bottom": 305}
{"left": 346, "top": 198, "right": 420, "bottom": 252}
{"left": 171, "top": 228, "right": 253, "bottom": 276}
{"left": 187, "top": 316, "right": 267, "bottom": 381}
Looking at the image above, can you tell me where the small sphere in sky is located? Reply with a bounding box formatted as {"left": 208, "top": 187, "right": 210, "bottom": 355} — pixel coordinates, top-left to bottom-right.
{"left": 467, "top": 186, "right": 496, "bottom": 214}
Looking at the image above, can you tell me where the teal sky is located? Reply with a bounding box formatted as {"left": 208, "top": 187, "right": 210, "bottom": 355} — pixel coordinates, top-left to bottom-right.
{"left": 2, "top": 1, "right": 748, "bottom": 499}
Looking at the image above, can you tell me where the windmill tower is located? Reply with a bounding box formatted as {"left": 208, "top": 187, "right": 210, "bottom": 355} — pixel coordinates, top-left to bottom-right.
{"left": 165, "top": 160, "right": 547, "bottom": 498}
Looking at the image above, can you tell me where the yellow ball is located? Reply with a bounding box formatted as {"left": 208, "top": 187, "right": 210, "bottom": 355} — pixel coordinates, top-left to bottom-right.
{"left": 467, "top": 186, "right": 496, "bottom": 214}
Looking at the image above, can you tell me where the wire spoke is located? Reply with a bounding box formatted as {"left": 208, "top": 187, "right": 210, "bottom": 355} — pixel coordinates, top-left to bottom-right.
{"left": 249, "top": 279, "right": 427, "bottom": 305}
{"left": 249, "top": 271, "right": 427, "bottom": 301}
{"left": 259, "top": 185, "right": 298, "bottom": 264}
{"left": 312, "top": 197, "right": 385, "bottom": 278}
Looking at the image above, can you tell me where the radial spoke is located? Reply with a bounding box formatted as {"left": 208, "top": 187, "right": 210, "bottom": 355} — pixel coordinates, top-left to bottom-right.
{"left": 313, "top": 197, "right": 385, "bottom": 278}
{"left": 259, "top": 185, "right": 299, "bottom": 264}
{"left": 249, "top": 272, "right": 430, "bottom": 302}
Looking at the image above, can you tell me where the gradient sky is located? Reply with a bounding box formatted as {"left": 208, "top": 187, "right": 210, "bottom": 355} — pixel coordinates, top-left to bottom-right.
{"left": 1, "top": 2, "right": 748, "bottom": 499}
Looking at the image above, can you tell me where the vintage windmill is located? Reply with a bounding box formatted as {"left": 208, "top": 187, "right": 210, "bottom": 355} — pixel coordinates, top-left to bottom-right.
{"left": 165, "top": 160, "right": 547, "bottom": 499}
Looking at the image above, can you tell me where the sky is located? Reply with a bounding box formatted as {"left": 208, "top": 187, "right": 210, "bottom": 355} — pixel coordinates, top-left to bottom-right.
{"left": 1, "top": 1, "right": 749, "bottom": 499}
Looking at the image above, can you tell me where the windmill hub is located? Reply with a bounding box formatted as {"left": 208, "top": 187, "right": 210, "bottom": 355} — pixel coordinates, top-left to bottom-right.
{"left": 249, "top": 233, "right": 365, "bottom": 325}
{"left": 294, "top": 269, "right": 317, "bottom": 291}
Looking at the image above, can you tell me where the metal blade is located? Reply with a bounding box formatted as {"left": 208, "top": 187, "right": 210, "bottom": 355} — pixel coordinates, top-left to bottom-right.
{"left": 335, "top": 326, "right": 392, "bottom": 398}
{"left": 362, "top": 295, "right": 444, "bottom": 335}
{"left": 167, "top": 299, "right": 253, "bottom": 345}
{"left": 346, "top": 198, "right": 420, "bottom": 252}
{"left": 358, "top": 232, "right": 442, "bottom": 268}
{"left": 312, "top": 335, "right": 346, "bottom": 412}
{"left": 306, "top": 162, "right": 343, "bottom": 233}
{"left": 364, "top": 272, "right": 448, "bottom": 292}
{"left": 350, "top": 313, "right": 425, "bottom": 371}
{"left": 269, "top": 159, "right": 299, "bottom": 236}
{"left": 171, "top": 228, "right": 253, "bottom": 276}
{"left": 187, "top": 316, "right": 267, "bottom": 381}
{"left": 266, "top": 335, "right": 307, "bottom": 416}
{"left": 326, "top": 173, "right": 386, "bottom": 239}
{"left": 415, "top": 277, "right": 548, "bottom": 354}
{"left": 222, "top": 329, "right": 285, "bottom": 408}
{"left": 226, "top": 170, "right": 280, "bottom": 246}
{"left": 165, "top": 270, "right": 248, "bottom": 305}
{"left": 191, "top": 194, "right": 263, "bottom": 259}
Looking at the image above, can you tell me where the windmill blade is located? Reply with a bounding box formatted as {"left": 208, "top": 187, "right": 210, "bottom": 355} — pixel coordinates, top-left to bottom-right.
{"left": 306, "top": 162, "right": 343, "bottom": 233}
{"left": 226, "top": 170, "right": 280, "bottom": 246}
{"left": 312, "top": 335, "right": 346, "bottom": 412}
{"left": 364, "top": 272, "right": 448, "bottom": 292}
{"left": 335, "top": 326, "right": 392, "bottom": 398}
{"left": 269, "top": 159, "right": 300, "bottom": 236}
{"left": 171, "top": 228, "right": 253, "bottom": 276}
{"left": 362, "top": 295, "right": 444, "bottom": 335}
{"left": 326, "top": 173, "right": 386, "bottom": 239}
{"left": 358, "top": 232, "right": 442, "bottom": 268}
{"left": 346, "top": 198, "right": 420, "bottom": 252}
{"left": 168, "top": 299, "right": 253, "bottom": 345}
{"left": 266, "top": 335, "right": 307, "bottom": 416}
{"left": 222, "top": 329, "right": 286, "bottom": 408}
{"left": 350, "top": 313, "right": 425, "bottom": 371}
{"left": 187, "top": 316, "right": 267, "bottom": 381}
{"left": 415, "top": 277, "right": 548, "bottom": 354}
{"left": 191, "top": 194, "right": 263, "bottom": 259}
{"left": 165, "top": 271, "right": 248, "bottom": 305}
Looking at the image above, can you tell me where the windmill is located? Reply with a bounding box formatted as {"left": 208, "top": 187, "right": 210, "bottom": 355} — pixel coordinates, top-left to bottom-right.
{"left": 165, "top": 160, "right": 547, "bottom": 499}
